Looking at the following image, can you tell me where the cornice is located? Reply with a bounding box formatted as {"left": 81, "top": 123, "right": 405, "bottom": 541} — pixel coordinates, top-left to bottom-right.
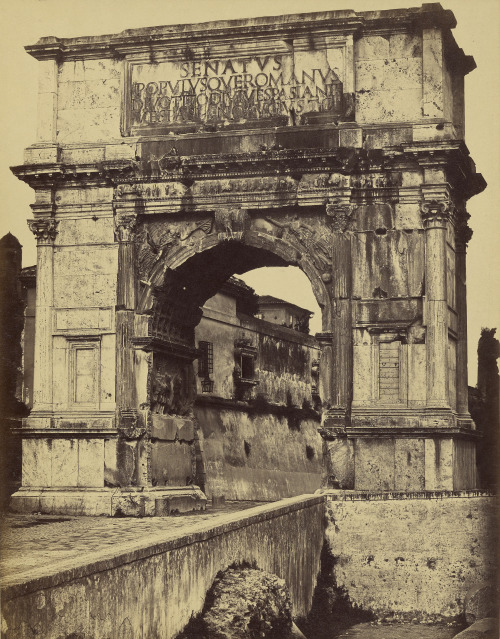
{"left": 25, "top": 5, "right": 457, "bottom": 61}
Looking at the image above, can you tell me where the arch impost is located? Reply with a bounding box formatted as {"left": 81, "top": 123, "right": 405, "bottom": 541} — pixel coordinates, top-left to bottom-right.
{"left": 315, "top": 331, "right": 335, "bottom": 344}
{"left": 131, "top": 336, "right": 199, "bottom": 361}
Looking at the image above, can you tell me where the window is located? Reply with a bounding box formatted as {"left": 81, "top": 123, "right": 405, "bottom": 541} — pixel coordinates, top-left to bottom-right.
{"left": 233, "top": 337, "right": 259, "bottom": 401}
{"left": 201, "top": 379, "right": 214, "bottom": 393}
{"left": 198, "top": 341, "right": 213, "bottom": 378}
{"left": 198, "top": 341, "right": 214, "bottom": 393}
{"left": 241, "top": 354, "right": 254, "bottom": 380}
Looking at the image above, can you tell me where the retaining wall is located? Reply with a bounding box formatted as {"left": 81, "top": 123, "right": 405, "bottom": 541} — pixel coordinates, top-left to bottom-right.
{"left": 325, "top": 490, "right": 498, "bottom": 622}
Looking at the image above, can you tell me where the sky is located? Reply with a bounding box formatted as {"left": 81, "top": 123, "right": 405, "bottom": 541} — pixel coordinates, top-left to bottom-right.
{"left": 0, "top": 0, "right": 498, "bottom": 384}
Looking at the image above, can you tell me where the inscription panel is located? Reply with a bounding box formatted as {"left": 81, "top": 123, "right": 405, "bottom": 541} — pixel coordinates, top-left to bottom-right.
{"left": 126, "top": 46, "right": 352, "bottom": 133}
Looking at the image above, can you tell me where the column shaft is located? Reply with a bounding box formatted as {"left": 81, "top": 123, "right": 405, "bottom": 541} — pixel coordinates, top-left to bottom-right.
{"left": 424, "top": 208, "right": 449, "bottom": 408}
{"left": 319, "top": 230, "right": 353, "bottom": 429}
{"left": 455, "top": 227, "right": 472, "bottom": 416}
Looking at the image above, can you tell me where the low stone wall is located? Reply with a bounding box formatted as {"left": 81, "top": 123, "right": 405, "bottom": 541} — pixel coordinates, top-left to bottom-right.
{"left": 324, "top": 490, "right": 498, "bottom": 622}
{"left": 1, "top": 495, "right": 324, "bottom": 639}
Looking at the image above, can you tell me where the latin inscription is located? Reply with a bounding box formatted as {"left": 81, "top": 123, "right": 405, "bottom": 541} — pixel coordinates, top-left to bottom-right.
{"left": 131, "top": 54, "right": 345, "bottom": 127}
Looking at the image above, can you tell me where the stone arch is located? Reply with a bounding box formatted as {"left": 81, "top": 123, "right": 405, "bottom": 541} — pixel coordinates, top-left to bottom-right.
{"left": 132, "top": 218, "right": 334, "bottom": 501}
{"left": 136, "top": 226, "right": 332, "bottom": 330}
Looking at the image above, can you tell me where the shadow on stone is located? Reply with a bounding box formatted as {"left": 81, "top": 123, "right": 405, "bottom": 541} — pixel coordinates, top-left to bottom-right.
{"left": 296, "top": 541, "right": 373, "bottom": 639}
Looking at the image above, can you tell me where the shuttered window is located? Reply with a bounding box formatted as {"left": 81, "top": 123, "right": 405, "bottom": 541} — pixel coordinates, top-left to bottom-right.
{"left": 198, "top": 341, "right": 213, "bottom": 378}
{"left": 379, "top": 341, "right": 400, "bottom": 401}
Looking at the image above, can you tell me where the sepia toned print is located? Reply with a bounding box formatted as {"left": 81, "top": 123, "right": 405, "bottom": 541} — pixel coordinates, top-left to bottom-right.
{"left": 0, "top": 2, "right": 497, "bottom": 639}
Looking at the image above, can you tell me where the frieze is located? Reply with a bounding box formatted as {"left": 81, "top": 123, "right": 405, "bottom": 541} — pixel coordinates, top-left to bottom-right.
{"left": 350, "top": 172, "right": 401, "bottom": 189}
{"left": 115, "top": 181, "right": 187, "bottom": 200}
{"left": 191, "top": 176, "right": 298, "bottom": 197}
{"left": 298, "top": 173, "right": 350, "bottom": 191}
{"left": 110, "top": 171, "right": 400, "bottom": 208}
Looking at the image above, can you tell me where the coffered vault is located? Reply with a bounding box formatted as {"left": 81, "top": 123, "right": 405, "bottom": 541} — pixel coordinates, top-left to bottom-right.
{"left": 11, "top": 4, "right": 485, "bottom": 515}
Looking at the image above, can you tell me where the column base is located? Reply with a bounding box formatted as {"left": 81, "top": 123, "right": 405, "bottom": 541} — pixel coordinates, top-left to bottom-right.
{"left": 9, "top": 486, "right": 207, "bottom": 517}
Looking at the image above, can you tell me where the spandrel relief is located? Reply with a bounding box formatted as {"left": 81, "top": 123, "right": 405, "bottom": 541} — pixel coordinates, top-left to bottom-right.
{"left": 136, "top": 218, "right": 213, "bottom": 280}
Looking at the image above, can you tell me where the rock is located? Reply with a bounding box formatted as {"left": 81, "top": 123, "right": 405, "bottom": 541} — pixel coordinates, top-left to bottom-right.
{"left": 453, "top": 617, "right": 498, "bottom": 638}
{"left": 465, "top": 585, "right": 498, "bottom": 624}
{"left": 200, "top": 566, "right": 293, "bottom": 639}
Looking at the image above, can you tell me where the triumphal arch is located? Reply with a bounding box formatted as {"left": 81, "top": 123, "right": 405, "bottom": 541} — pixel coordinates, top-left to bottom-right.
{"left": 11, "top": 4, "right": 485, "bottom": 515}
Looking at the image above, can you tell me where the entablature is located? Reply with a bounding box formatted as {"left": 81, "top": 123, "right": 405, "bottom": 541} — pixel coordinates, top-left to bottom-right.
{"left": 12, "top": 143, "right": 485, "bottom": 204}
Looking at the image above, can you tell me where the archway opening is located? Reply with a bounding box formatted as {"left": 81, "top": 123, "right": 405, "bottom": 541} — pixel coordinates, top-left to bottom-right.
{"left": 146, "top": 238, "right": 327, "bottom": 501}
{"left": 239, "top": 266, "right": 322, "bottom": 336}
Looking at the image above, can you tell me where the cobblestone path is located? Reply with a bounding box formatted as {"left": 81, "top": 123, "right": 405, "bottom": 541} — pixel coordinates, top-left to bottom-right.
{"left": 0, "top": 501, "right": 263, "bottom": 584}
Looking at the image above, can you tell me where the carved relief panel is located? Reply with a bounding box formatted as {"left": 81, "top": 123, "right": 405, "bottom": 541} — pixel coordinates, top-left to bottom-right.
{"left": 150, "top": 352, "right": 195, "bottom": 416}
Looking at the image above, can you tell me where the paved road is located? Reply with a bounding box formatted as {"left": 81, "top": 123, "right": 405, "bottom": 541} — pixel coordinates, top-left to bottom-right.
{"left": 0, "top": 501, "right": 263, "bottom": 583}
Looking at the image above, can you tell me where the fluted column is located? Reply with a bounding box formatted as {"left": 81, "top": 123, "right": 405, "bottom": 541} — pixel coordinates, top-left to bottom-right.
{"left": 113, "top": 210, "right": 139, "bottom": 418}
{"left": 27, "top": 218, "right": 58, "bottom": 414}
{"left": 421, "top": 199, "right": 451, "bottom": 409}
{"left": 455, "top": 222, "right": 473, "bottom": 418}
{"left": 113, "top": 208, "right": 148, "bottom": 485}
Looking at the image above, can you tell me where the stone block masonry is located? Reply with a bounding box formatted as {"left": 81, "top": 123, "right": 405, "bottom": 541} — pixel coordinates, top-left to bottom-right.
{"left": 324, "top": 491, "right": 498, "bottom": 623}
